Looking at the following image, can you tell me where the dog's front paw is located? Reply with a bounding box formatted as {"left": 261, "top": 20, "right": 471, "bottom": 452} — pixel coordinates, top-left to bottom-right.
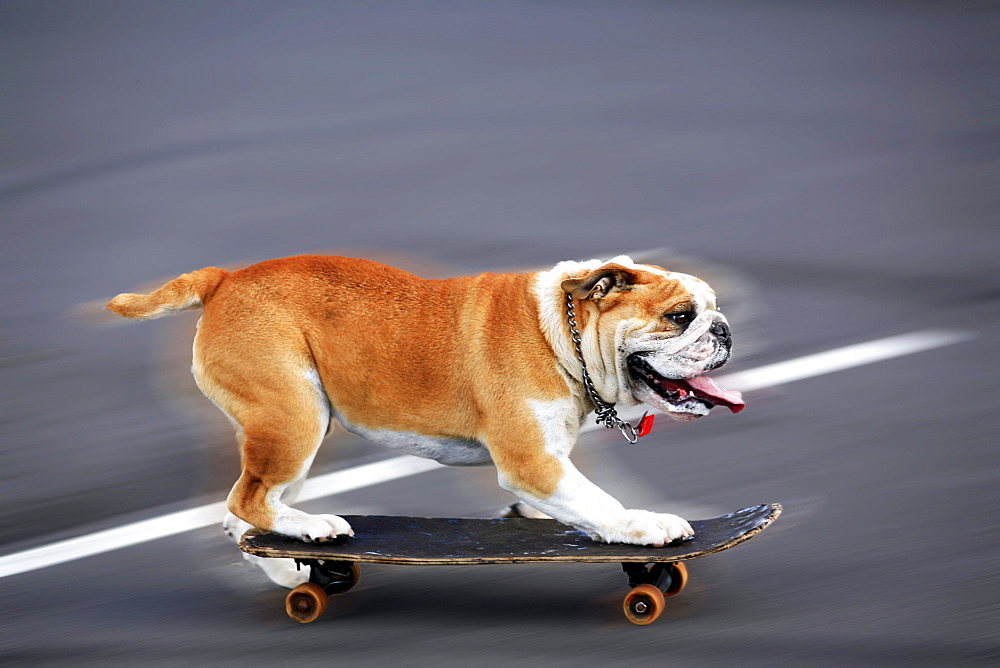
{"left": 600, "top": 510, "right": 694, "bottom": 547}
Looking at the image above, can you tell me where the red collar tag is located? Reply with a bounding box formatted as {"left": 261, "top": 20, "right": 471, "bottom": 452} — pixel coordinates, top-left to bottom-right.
{"left": 636, "top": 413, "right": 655, "bottom": 438}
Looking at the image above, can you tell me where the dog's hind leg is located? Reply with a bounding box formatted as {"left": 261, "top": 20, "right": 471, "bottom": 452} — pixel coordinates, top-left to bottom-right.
{"left": 222, "top": 473, "right": 313, "bottom": 588}
{"left": 194, "top": 340, "right": 352, "bottom": 540}
{"left": 229, "top": 389, "right": 350, "bottom": 541}
{"left": 204, "top": 359, "right": 347, "bottom": 586}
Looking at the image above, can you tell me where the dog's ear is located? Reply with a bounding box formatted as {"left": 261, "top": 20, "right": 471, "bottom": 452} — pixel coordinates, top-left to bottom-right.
{"left": 561, "top": 263, "right": 639, "bottom": 301}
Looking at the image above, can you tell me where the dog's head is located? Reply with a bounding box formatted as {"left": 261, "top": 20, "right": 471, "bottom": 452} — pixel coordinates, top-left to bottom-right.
{"left": 557, "top": 256, "right": 743, "bottom": 421}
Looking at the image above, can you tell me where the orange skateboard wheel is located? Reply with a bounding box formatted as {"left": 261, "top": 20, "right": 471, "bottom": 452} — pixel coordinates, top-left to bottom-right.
{"left": 340, "top": 562, "right": 361, "bottom": 593}
{"left": 662, "top": 561, "right": 688, "bottom": 597}
{"left": 623, "top": 584, "right": 665, "bottom": 625}
{"left": 285, "top": 582, "right": 328, "bottom": 623}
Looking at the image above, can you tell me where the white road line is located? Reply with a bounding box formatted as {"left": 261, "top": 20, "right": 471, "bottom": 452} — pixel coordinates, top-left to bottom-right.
{"left": 0, "top": 457, "right": 442, "bottom": 579}
{"left": 0, "top": 328, "right": 972, "bottom": 578}
{"left": 713, "top": 328, "right": 974, "bottom": 393}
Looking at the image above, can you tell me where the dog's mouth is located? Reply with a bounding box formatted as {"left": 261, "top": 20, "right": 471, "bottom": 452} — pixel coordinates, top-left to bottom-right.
{"left": 628, "top": 355, "right": 745, "bottom": 417}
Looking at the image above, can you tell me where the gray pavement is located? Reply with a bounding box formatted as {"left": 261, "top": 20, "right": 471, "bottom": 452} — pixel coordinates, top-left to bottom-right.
{"left": 1, "top": 2, "right": 997, "bottom": 665}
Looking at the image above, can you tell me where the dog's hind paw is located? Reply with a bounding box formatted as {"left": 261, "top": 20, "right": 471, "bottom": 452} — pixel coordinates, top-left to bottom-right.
{"left": 311, "top": 514, "right": 354, "bottom": 542}
{"left": 273, "top": 512, "right": 354, "bottom": 543}
{"left": 243, "top": 553, "right": 310, "bottom": 589}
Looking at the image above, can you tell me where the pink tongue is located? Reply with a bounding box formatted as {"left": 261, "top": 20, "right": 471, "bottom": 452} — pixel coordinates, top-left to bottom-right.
{"left": 683, "top": 376, "right": 745, "bottom": 413}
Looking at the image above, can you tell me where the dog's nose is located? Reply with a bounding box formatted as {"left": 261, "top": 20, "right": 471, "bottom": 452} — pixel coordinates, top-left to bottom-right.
{"left": 710, "top": 321, "right": 732, "bottom": 349}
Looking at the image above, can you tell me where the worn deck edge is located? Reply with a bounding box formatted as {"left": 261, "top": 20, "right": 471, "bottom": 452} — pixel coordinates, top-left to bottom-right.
{"left": 239, "top": 503, "right": 782, "bottom": 566}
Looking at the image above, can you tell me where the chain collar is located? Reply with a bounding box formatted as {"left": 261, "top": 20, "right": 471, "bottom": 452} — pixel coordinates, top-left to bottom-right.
{"left": 565, "top": 292, "right": 651, "bottom": 444}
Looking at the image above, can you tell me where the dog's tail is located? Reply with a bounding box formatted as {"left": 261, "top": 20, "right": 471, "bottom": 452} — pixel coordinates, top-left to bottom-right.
{"left": 106, "top": 267, "right": 228, "bottom": 320}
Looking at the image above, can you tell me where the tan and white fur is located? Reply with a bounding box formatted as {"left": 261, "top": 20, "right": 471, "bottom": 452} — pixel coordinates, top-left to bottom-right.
{"left": 107, "top": 254, "right": 736, "bottom": 587}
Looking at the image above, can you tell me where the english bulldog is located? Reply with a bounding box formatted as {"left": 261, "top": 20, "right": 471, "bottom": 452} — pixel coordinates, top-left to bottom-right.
{"left": 107, "top": 255, "right": 743, "bottom": 586}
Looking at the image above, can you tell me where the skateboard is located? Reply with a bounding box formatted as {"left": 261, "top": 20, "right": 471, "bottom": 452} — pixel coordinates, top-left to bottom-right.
{"left": 240, "top": 502, "right": 781, "bottom": 625}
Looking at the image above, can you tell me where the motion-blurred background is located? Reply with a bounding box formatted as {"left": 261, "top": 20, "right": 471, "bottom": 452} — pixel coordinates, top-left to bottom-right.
{"left": 1, "top": 2, "right": 996, "bottom": 664}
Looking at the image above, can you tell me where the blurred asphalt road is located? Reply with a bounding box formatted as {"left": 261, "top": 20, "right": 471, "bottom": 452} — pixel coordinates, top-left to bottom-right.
{"left": 1, "top": 2, "right": 997, "bottom": 665}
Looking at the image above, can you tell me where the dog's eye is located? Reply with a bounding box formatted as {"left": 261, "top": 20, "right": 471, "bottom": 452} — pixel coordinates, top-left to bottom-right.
{"left": 666, "top": 311, "right": 693, "bottom": 326}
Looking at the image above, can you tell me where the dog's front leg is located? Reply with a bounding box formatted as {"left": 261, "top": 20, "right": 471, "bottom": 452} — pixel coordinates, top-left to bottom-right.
{"left": 488, "top": 406, "right": 693, "bottom": 547}
{"left": 498, "top": 457, "right": 693, "bottom": 546}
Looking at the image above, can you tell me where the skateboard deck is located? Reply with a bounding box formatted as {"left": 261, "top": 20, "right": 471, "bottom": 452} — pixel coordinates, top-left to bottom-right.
{"left": 241, "top": 503, "right": 780, "bottom": 565}
{"left": 240, "top": 503, "right": 781, "bottom": 625}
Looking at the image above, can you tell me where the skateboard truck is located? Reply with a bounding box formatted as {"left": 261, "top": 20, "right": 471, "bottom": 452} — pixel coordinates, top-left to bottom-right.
{"left": 295, "top": 559, "right": 361, "bottom": 596}
{"left": 622, "top": 561, "right": 685, "bottom": 591}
